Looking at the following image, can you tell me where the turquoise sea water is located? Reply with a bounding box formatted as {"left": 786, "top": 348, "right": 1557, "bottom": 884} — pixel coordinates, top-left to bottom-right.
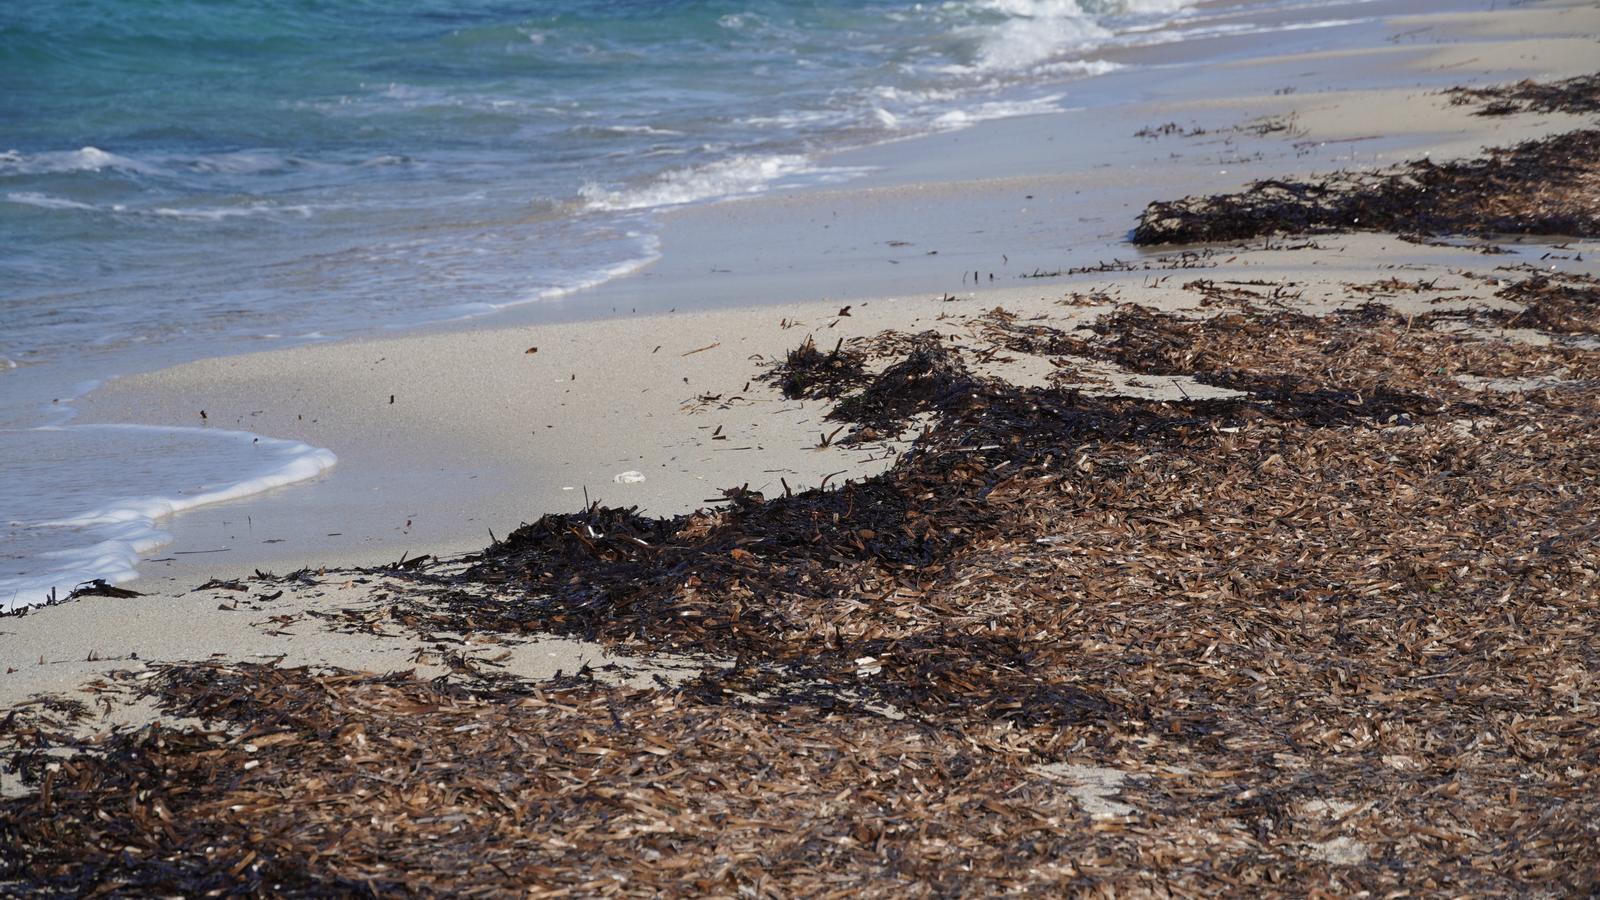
{"left": 5, "top": 0, "right": 1391, "bottom": 608}
{"left": 0, "top": 0, "right": 1208, "bottom": 363}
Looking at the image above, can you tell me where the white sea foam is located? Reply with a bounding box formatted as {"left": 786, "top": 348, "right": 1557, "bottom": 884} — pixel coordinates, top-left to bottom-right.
{"left": 0, "top": 425, "right": 337, "bottom": 613}
{"left": 1034, "top": 58, "right": 1123, "bottom": 77}
{"left": 741, "top": 109, "right": 847, "bottom": 130}
{"left": 410, "top": 232, "right": 665, "bottom": 324}
{"left": 169, "top": 150, "right": 309, "bottom": 175}
{"left": 4, "top": 191, "right": 99, "bottom": 212}
{"left": 579, "top": 154, "right": 820, "bottom": 212}
{"left": 0, "top": 146, "right": 160, "bottom": 176}
{"left": 932, "top": 95, "right": 1070, "bottom": 129}
{"left": 1113, "top": 16, "right": 1369, "bottom": 49}
{"left": 574, "top": 124, "right": 687, "bottom": 138}
{"left": 942, "top": 0, "right": 1198, "bottom": 75}
{"left": 534, "top": 241, "right": 663, "bottom": 301}
{"left": 1119, "top": 0, "right": 1196, "bottom": 13}
{"left": 4, "top": 191, "right": 319, "bottom": 221}
{"left": 145, "top": 203, "right": 318, "bottom": 221}
{"left": 871, "top": 85, "right": 962, "bottom": 105}
{"left": 304, "top": 82, "right": 551, "bottom": 119}
{"left": 966, "top": 0, "right": 1115, "bottom": 74}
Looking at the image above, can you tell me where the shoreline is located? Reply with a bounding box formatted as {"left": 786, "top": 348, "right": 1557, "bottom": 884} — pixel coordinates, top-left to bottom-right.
{"left": 62, "top": 5, "right": 1600, "bottom": 560}
{"left": 12, "top": 216, "right": 1595, "bottom": 700}
{"left": 5, "top": 0, "right": 1594, "bottom": 606}
{"left": 1, "top": 0, "right": 1596, "bottom": 752}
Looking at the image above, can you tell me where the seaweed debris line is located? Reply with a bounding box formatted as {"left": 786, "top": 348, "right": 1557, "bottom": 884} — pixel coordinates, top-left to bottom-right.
{"left": 1132, "top": 71, "right": 1600, "bottom": 247}
{"left": 3, "top": 79, "right": 1600, "bottom": 896}
{"left": 1133, "top": 128, "right": 1600, "bottom": 246}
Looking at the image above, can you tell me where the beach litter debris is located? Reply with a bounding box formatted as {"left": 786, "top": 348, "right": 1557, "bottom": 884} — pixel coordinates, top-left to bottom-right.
{"left": 612, "top": 470, "right": 646, "bottom": 484}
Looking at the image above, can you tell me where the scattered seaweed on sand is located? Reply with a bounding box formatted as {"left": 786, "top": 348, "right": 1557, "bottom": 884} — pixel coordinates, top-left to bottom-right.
{"left": 1336, "top": 268, "right": 1600, "bottom": 339}
{"left": 4, "top": 663, "right": 1107, "bottom": 896}
{"left": 827, "top": 333, "right": 977, "bottom": 434}
{"left": 0, "top": 696, "right": 91, "bottom": 789}
{"left": 6, "top": 270, "right": 1600, "bottom": 894}
{"left": 1446, "top": 72, "right": 1600, "bottom": 117}
{"left": 1134, "top": 113, "right": 1298, "bottom": 140}
{"left": 4, "top": 263, "right": 1600, "bottom": 894}
{"left": 762, "top": 329, "right": 982, "bottom": 437}
{"left": 65, "top": 580, "right": 144, "bottom": 601}
{"left": 1052, "top": 298, "right": 1597, "bottom": 412}
{"left": 1135, "top": 121, "right": 1207, "bottom": 139}
{"left": 1133, "top": 129, "right": 1600, "bottom": 244}
{"left": 761, "top": 334, "right": 867, "bottom": 400}
{"left": 1484, "top": 268, "right": 1600, "bottom": 334}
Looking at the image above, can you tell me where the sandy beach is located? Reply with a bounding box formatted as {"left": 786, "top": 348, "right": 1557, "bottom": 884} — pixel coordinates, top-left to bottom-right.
{"left": 4, "top": 0, "right": 1600, "bottom": 894}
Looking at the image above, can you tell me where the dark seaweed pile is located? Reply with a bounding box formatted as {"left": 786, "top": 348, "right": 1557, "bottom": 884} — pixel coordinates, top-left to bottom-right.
{"left": 762, "top": 334, "right": 867, "bottom": 400}
{"left": 1133, "top": 129, "right": 1600, "bottom": 245}
{"left": 1486, "top": 268, "right": 1600, "bottom": 334}
{"left": 1446, "top": 72, "right": 1600, "bottom": 117}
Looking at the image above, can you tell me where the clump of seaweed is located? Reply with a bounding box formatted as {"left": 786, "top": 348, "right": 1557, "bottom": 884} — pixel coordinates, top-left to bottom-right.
{"left": 1133, "top": 129, "right": 1600, "bottom": 244}
{"left": 1487, "top": 268, "right": 1600, "bottom": 334}
{"left": 0, "top": 696, "right": 92, "bottom": 794}
{"left": 761, "top": 334, "right": 867, "bottom": 399}
{"left": 1446, "top": 72, "right": 1600, "bottom": 116}
{"left": 828, "top": 332, "right": 977, "bottom": 433}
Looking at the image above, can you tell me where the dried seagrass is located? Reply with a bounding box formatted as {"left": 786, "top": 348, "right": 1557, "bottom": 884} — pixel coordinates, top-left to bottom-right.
{"left": 1445, "top": 72, "right": 1600, "bottom": 117}
{"left": 1133, "top": 129, "right": 1600, "bottom": 245}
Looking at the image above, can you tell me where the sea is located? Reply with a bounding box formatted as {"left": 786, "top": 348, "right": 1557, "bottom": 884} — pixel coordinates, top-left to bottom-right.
{"left": 2, "top": 0, "right": 1390, "bottom": 609}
